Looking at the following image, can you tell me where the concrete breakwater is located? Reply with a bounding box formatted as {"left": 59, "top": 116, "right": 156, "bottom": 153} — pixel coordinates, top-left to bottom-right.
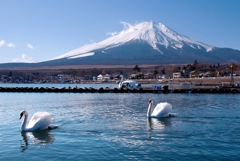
{"left": 0, "top": 86, "right": 240, "bottom": 93}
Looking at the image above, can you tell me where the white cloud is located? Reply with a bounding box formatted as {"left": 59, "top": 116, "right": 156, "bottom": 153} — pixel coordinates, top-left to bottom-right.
{"left": 26, "top": 44, "right": 34, "bottom": 49}
{"left": 0, "top": 40, "right": 15, "bottom": 47}
{"left": 107, "top": 31, "right": 118, "bottom": 36}
{"left": 89, "top": 39, "right": 95, "bottom": 43}
{"left": 6, "top": 43, "right": 15, "bottom": 47}
{"left": 120, "top": 21, "right": 133, "bottom": 30}
{"left": 106, "top": 21, "right": 132, "bottom": 37}
{"left": 12, "top": 54, "right": 34, "bottom": 63}
{"left": 0, "top": 40, "right": 5, "bottom": 47}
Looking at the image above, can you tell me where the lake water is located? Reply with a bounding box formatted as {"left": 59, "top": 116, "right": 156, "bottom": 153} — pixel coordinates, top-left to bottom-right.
{"left": 0, "top": 84, "right": 240, "bottom": 160}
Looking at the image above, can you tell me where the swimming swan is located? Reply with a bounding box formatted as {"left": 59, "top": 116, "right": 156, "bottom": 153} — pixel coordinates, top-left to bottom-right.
{"left": 147, "top": 99, "right": 175, "bottom": 118}
{"left": 19, "top": 110, "right": 58, "bottom": 132}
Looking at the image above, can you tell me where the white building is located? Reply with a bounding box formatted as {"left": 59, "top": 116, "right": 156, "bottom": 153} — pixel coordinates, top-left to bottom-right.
{"left": 173, "top": 72, "right": 181, "bottom": 79}
{"left": 97, "top": 74, "right": 103, "bottom": 81}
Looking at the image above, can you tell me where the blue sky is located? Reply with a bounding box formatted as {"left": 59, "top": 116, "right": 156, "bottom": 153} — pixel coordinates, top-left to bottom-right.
{"left": 0, "top": 0, "right": 239, "bottom": 63}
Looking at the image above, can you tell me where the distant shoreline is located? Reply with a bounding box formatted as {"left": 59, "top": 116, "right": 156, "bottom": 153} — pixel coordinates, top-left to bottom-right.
{"left": 1, "top": 77, "right": 240, "bottom": 86}
{"left": 89, "top": 77, "right": 240, "bottom": 85}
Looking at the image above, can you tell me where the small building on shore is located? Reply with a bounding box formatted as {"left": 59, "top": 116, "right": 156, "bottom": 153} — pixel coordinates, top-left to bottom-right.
{"left": 173, "top": 72, "right": 181, "bottom": 79}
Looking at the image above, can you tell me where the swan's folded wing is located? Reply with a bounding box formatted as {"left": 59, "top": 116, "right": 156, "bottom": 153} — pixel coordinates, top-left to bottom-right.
{"left": 152, "top": 102, "right": 172, "bottom": 117}
{"left": 27, "top": 112, "right": 54, "bottom": 130}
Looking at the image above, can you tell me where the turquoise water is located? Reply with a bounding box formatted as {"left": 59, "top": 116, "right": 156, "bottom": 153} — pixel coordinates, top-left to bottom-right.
{"left": 0, "top": 85, "right": 240, "bottom": 160}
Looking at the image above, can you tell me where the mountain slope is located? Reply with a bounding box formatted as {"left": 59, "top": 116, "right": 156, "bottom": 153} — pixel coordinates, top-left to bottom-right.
{"left": 52, "top": 21, "right": 215, "bottom": 61}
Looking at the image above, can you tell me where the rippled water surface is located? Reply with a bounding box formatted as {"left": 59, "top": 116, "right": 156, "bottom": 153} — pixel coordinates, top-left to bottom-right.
{"left": 0, "top": 85, "right": 240, "bottom": 160}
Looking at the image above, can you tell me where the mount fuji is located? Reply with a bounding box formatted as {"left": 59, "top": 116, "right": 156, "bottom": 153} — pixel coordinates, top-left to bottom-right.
{"left": 53, "top": 21, "right": 214, "bottom": 60}
{"left": 1, "top": 21, "right": 240, "bottom": 68}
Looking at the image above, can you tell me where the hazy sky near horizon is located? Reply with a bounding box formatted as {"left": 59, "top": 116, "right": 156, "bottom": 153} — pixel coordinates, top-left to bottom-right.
{"left": 0, "top": 0, "right": 239, "bottom": 63}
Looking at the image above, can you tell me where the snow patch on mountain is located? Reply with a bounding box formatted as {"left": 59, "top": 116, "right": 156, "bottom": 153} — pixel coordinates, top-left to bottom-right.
{"left": 67, "top": 52, "right": 94, "bottom": 59}
{"left": 52, "top": 21, "right": 214, "bottom": 60}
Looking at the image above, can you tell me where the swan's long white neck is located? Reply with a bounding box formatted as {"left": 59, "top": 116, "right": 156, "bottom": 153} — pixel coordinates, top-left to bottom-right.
{"left": 147, "top": 102, "right": 153, "bottom": 117}
{"left": 20, "top": 113, "right": 28, "bottom": 131}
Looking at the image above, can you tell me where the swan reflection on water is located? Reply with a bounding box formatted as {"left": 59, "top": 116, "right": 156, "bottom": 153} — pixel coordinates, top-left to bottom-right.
{"left": 147, "top": 117, "right": 172, "bottom": 130}
{"left": 20, "top": 130, "right": 54, "bottom": 152}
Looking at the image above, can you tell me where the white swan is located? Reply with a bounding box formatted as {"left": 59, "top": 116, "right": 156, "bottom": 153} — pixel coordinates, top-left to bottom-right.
{"left": 147, "top": 99, "right": 175, "bottom": 118}
{"left": 118, "top": 75, "right": 141, "bottom": 89}
{"left": 19, "top": 110, "right": 58, "bottom": 132}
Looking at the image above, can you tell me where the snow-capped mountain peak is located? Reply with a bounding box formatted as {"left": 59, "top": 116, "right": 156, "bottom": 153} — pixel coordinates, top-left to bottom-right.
{"left": 53, "top": 21, "right": 214, "bottom": 60}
